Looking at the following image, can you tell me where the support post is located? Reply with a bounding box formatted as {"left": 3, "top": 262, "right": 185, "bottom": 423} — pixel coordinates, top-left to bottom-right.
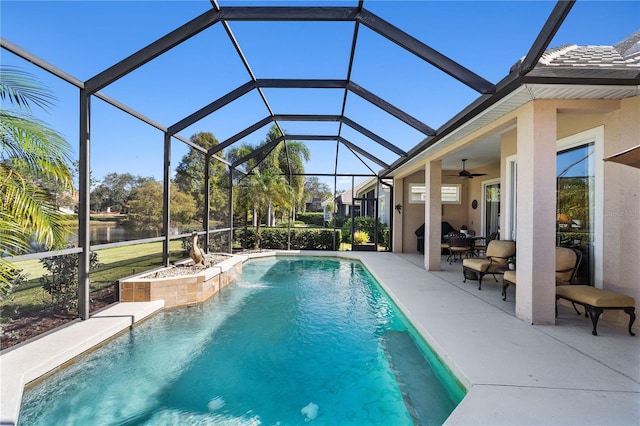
{"left": 78, "top": 89, "right": 91, "bottom": 320}
{"left": 229, "top": 166, "right": 234, "bottom": 254}
{"left": 425, "top": 160, "right": 442, "bottom": 270}
{"left": 516, "top": 101, "right": 557, "bottom": 324}
{"left": 204, "top": 155, "right": 211, "bottom": 253}
{"left": 162, "top": 133, "right": 171, "bottom": 267}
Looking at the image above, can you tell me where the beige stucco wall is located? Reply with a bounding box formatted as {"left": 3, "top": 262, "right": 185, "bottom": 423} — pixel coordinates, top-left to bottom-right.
{"left": 601, "top": 96, "right": 640, "bottom": 324}
{"left": 403, "top": 170, "right": 425, "bottom": 253}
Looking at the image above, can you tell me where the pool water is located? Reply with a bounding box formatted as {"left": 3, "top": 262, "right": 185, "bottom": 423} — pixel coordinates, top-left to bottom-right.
{"left": 19, "top": 257, "right": 464, "bottom": 425}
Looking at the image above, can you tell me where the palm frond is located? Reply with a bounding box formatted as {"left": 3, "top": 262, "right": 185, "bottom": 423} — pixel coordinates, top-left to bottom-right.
{"left": 0, "top": 66, "right": 57, "bottom": 113}
{"left": 0, "top": 171, "right": 70, "bottom": 254}
{"left": 0, "top": 111, "right": 73, "bottom": 188}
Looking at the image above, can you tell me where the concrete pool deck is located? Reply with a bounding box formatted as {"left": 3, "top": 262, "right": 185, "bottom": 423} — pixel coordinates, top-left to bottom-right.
{"left": 1, "top": 251, "right": 638, "bottom": 425}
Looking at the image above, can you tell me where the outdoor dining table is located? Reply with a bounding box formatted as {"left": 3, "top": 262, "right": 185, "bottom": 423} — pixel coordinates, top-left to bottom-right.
{"left": 467, "top": 236, "right": 487, "bottom": 257}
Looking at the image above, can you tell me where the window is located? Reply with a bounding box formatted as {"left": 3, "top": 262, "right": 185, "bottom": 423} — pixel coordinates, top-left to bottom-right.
{"left": 441, "top": 184, "right": 462, "bottom": 204}
{"left": 408, "top": 184, "right": 461, "bottom": 204}
{"left": 409, "top": 184, "right": 426, "bottom": 203}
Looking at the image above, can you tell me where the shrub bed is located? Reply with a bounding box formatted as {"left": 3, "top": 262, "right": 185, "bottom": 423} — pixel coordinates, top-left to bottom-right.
{"left": 234, "top": 228, "right": 341, "bottom": 250}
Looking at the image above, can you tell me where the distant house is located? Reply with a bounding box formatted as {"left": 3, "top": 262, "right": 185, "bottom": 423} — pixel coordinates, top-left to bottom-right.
{"left": 304, "top": 197, "right": 324, "bottom": 213}
{"left": 56, "top": 190, "right": 79, "bottom": 215}
{"left": 331, "top": 178, "right": 392, "bottom": 226}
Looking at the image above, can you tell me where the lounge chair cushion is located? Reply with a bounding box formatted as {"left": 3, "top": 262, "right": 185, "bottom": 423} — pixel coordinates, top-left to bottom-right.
{"left": 556, "top": 285, "right": 635, "bottom": 308}
{"left": 462, "top": 258, "right": 505, "bottom": 274}
{"left": 503, "top": 270, "right": 516, "bottom": 284}
{"left": 555, "top": 247, "right": 579, "bottom": 285}
{"left": 485, "top": 240, "right": 516, "bottom": 261}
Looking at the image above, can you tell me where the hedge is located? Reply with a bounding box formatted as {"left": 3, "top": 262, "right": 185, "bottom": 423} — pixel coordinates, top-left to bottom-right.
{"left": 234, "top": 228, "right": 341, "bottom": 250}
{"left": 341, "top": 217, "right": 388, "bottom": 244}
{"left": 296, "top": 212, "right": 325, "bottom": 226}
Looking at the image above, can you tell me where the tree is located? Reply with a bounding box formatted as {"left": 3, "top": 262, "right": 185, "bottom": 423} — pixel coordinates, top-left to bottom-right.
{"left": 238, "top": 169, "right": 292, "bottom": 248}
{"left": 228, "top": 125, "right": 310, "bottom": 222}
{"left": 170, "top": 186, "right": 198, "bottom": 225}
{"left": 126, "top": 180, "right": 197, "bottom": 235}
{"left": 0, "top": 66, "right": 74, "bottom": 286}
{"left": 303, "top": 177, "right": 332, "bottom": 208}
{"left": 90, "top": 172, "right": 153, "bottom": 213}
{"left": 174, "top": 132, "right": 228, "bottom": 226}
{"left": 126, "top": 181, "right": 163, "bottom": 234}
{"left": 277, "top": 140, "right": 310, "bottom": 216}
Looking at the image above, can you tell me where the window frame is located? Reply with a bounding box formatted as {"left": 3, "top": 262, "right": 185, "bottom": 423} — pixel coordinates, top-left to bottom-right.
{"left": 408, "top": 183, "right": 462, "bottom": 204}
{"left": 441, "top": 184, "right": 462, "bottom": 204}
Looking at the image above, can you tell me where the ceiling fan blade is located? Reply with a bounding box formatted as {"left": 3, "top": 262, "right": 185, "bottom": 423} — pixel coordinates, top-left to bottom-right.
{"left": 446, "top": 159, "right": 486, "bottom": 179}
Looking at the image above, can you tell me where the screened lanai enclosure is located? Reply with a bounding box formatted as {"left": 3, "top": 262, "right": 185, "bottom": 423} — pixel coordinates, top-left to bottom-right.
{"left": 3, "top": 0, "right": 617, "bottom": 341}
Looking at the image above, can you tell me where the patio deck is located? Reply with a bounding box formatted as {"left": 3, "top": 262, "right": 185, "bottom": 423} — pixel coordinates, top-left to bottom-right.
{"left": 1, "top": 251, "right": 638, "bottom": 425}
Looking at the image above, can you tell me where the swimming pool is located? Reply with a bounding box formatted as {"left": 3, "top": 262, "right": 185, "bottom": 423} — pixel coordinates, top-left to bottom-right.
{"left": 19, "top": 257, "right": 464, "bottom": 425}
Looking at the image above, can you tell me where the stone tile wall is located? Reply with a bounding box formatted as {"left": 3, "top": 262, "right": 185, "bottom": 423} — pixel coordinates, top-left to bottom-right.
{"left": 119, "top": 258, "right": 244, "bottom": 308}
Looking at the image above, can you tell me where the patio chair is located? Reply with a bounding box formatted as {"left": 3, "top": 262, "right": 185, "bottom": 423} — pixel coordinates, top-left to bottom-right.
{"left": 502, "top": 247, "right": 582, "bottom": 301}
{"left": 473, "top": 231, "right": 497, "bottom": 257}
{"left": 447, "top": 232, "right": 472, "bottom": 264}
{"left": 462, "top": 240, "right": 516, "bottom": 290}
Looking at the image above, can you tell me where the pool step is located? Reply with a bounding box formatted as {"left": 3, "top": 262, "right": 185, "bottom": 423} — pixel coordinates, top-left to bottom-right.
{"left": 381, "top": 331, "right": 456, "bottom": 425}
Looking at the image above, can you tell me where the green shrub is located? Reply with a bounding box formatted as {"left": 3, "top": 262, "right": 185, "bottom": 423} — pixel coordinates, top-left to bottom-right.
{"left": 381, "top": 228, "right": 390, "bottom": 250}
{"left": 296, "top": 212, "right": 325, "bottom": 226}
{"left": 0, "top": 267, "right": 28, "bottom": 302}
{"left": 40, "top": 246, "right": 100, "bottom": 313}
{"left": 325, "top": 216, "right": 346, "bottom": 228}
{"left": 234, "top": 228, "right": 341, "bottom": 250}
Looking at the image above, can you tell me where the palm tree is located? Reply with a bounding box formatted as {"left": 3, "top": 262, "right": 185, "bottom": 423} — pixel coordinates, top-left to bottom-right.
{"left": 277, "top": 140, "right": 310, "bottom": 217}
{"left": 238, "top": 169, "right": 292, "bottom": 249}
{"left": 0, "top": 66, "right": 74, "bottom": 287}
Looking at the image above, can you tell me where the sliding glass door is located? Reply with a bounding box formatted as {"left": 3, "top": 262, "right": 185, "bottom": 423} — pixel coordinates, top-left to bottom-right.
{"left": 483, "top": 182, "right": 501, "bottom": 240}
{"left": 556, "top": 143, "right": 595, "bottom": 285}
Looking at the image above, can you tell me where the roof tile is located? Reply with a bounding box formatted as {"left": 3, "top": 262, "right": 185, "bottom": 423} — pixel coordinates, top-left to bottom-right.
{"left": 536, "top": 31, "right": 640, "bottom": 70}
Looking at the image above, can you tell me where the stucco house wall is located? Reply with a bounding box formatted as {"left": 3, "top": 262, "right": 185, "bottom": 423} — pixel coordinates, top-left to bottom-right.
{"left": 402, "top": 170, "right": 425, "bottom": 253}
{"left": 601, "top": 96, "right": 640, "bottom": 324}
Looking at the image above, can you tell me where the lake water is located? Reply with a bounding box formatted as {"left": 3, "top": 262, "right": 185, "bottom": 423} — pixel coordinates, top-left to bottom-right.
{"left": 65, "top": 223, "right": 187, "bottom": 246}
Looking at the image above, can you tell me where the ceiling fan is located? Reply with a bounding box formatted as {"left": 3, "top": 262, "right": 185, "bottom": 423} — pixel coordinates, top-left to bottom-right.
{"left": 447, "top": 159, "right": 488, "bottom": 180}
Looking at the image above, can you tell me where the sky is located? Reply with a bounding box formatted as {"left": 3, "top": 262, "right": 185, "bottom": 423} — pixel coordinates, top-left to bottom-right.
{"left": 1, "top": 0, "right": 639, "bottom": 191}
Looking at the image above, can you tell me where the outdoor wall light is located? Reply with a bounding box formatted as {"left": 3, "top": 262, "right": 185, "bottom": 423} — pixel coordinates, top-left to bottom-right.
{"left": 395, "top": 204, "right": 402, "bottom": 214}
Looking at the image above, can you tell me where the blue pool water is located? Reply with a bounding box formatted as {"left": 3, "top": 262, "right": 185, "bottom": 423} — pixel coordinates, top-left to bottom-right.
{"left": 19, "top": 257, "right": 464, "bottom": 425}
